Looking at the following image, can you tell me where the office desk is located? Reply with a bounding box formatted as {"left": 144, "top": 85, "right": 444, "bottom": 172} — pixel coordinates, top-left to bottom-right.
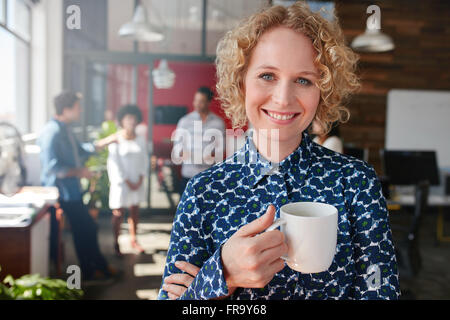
{"left": 388, "top": 194, "right": 450, "bottom": 244}
{"left": 0, "top": 187, "right": 59, "bottom": 279}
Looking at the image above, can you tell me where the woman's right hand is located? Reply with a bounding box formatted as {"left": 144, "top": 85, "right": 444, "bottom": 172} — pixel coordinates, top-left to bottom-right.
{"left": 163, "top": 261, "right": 200, "bottom": 300}
{"left": 221, "top": 204, "right": 288, "bottom": 291}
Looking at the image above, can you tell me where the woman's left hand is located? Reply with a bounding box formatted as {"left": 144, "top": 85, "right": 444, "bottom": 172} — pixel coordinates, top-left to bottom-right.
{"left": 163, "top": 261, "right": 200, "bottom": 300}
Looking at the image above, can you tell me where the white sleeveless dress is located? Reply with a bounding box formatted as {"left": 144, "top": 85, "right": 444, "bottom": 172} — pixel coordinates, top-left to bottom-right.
{"left": 107, "top": 135, "right": 149, "bottom": 209}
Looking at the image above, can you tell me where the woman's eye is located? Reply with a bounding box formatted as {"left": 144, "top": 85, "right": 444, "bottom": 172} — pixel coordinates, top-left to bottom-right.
{"left": 296, "top": 78, "right": 311, "bottom": 86}
{"left": 259, "top": 73, "right": 274, "bottom": 81}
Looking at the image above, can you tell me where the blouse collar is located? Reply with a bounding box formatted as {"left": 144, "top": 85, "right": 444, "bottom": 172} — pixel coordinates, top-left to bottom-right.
{"left": 237, "top": 130, "right": 313, "bottom": 188}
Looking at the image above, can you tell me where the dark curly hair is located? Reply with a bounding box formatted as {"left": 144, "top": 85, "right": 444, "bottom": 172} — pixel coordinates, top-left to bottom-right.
{"left": 116, "top": 105, "right": 143, "bottom": 127}
{"left": 197, "top": 86, "right": 215, "bottom": 102}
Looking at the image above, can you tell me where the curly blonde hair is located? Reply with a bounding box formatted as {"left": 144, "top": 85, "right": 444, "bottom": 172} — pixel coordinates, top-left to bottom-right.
{"left": 215, "top": 2, "right": 360, "bottom": 134}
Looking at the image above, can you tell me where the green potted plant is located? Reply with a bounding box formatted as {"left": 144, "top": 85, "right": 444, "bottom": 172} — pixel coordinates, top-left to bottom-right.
{"left": 0, "top": 266, "right": 83, "bottom": 300}
{"left": 81, "top": 120, "right": 118, "bottom": 219}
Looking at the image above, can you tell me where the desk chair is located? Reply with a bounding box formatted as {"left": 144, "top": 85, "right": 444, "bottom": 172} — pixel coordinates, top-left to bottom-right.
{"left": 381, "top": 150, "right": 440, "bottom": 281}
{"left": 436, "top": 175, "right": 450, "bottom": 244}
{"left": 391, "top": 181, "right": 429, "bottom": 280}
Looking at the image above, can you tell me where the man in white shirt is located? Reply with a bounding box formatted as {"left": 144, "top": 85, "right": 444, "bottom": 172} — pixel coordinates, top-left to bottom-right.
{"left": 172, "top": 87, "right": 225, "bottom": 194}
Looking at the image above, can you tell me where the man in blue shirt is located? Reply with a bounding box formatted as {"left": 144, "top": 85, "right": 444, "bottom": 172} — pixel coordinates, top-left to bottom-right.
{"left": 39, "top": 91, "right": 118, "bottom": 282}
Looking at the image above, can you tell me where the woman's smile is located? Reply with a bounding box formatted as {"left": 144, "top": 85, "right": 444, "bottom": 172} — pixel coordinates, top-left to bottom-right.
{"left": 261, "top": 108, "right": 301, "bottom": 124}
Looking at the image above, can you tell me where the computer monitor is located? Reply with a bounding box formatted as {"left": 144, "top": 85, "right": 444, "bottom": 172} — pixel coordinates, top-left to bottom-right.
{"left": 344, "top": 146, "right": 368, "bottom": 162}
{"left": 381, "top": 150, "right": 440, "bottom": 186}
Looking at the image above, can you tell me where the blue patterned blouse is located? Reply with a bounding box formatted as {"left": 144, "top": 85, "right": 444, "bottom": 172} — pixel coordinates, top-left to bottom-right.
{"left": 158, "top": 131, "right": 400, "bottom": 300}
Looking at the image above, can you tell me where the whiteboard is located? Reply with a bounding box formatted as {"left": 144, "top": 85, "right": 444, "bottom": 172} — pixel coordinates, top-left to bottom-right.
{"left": 386, "top": 89, "right": 450, "bottom": 169}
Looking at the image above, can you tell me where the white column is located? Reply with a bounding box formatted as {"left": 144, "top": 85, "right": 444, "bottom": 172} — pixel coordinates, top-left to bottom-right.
{"left": 30, "top": 0, "right": 63, "bottom": 134}
{"left": 45, "top": 0, "right": 63, "bottom": 122}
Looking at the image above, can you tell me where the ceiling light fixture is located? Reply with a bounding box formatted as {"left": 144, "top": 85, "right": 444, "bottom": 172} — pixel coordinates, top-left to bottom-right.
{"left": 351, "top": 28, "right": 395, "bottom": 53}
{"left": 351, "top": 5, "right": 394, "bottom": 53}
{"left": 152, "top": 59, "right": 175, "bottom": 89}
{"left": 118, "top": 1, "right": 164, "bottom": 42}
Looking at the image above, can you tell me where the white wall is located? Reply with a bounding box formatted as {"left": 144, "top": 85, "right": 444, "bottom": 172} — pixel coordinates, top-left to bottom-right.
{"left": 386, "top": 89, "right": 450, "bottom": 169}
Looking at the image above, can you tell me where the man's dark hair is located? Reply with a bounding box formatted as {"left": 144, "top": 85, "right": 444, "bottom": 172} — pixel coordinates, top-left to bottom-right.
{"left": 197, "top": 86, "right": 214, "bottom": 102}
{"left": 117, "top": 104, "right": 143, "bottom": 127}
{"left": 54, "top": 91, "right": 82, "bottom": 115}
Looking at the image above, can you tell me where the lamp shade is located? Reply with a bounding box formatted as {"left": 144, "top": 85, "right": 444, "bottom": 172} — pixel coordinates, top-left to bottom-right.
{"left": 118, "top": 3, "right": 164, "bottom": 42}
{"left": 152, "top": 59, "right": 176, "bottom": 89}
{"left": 351, "top": 28, "right": 395, "bottom": 53}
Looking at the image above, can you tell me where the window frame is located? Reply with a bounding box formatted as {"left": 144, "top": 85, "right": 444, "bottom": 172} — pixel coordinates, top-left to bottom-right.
{"left": 0, "top": 0, "right": 5, "bottom": 25}
{"left": 0, "top": 0, "right": 32, "bottom": 133}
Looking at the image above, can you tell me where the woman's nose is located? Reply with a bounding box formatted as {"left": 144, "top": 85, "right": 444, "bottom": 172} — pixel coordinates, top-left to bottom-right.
{"left": 272, "top": 81, "right": 293, "bottom": 108}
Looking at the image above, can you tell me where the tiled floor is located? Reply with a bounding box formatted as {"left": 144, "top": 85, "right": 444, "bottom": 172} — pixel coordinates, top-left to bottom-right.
{"left": 57, "top": 207, "right": 450, "bottom": 300}
{"left": 59, "top": 213, "right": 172, "bottom": 300}
{"left": 390, "top": 208, "right": 450, "bottom": 300}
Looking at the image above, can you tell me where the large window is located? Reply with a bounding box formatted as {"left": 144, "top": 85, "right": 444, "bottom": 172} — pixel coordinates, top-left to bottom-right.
{"left": 0, "top": 0, "right": 31, "bottom": 134}
{"left": 0, "top": 0, "right": 5, "bottom": 24}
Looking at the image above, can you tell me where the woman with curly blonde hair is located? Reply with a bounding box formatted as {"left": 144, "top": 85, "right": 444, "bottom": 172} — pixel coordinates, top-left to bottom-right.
{"left": 159, "top": 1, "right": 399, "bottom": 300}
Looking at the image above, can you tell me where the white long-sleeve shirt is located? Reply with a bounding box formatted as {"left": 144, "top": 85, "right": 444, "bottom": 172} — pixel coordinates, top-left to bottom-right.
{"left": 172, "top": 111, "right": 225, "bottom": 179}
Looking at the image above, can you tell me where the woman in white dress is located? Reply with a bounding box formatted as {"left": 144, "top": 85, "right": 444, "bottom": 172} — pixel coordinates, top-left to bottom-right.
{"left": 107, "top": 105, "right": 149, "bottom": 255}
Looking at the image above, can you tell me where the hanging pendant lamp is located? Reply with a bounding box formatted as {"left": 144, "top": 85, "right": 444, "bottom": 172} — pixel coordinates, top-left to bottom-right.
{"left": 152, "top": 59, "right": 176, "bottom": 89}
{"left": 351, "top": 28, "right": 395, "bottom": 53}
{"left": 351, "top": 4, "right": 394, "bottom": 53}
{"left": 118, "top": 1, "right": 164, "bottom": 42}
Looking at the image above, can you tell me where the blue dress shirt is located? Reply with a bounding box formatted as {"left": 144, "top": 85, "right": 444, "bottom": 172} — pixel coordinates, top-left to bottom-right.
{"left": 38, "top": 118, "right": 94, "bottom": 202}
{"left": 158, "top": 130, "right": 400, "bottom": 300}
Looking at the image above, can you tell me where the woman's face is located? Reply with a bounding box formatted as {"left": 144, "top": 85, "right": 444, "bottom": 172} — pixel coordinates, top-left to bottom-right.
{"left": 121, "top": 114, "right": 138, "bottom": 132}
{"left": 244, "top": 26, "right": 321, "bottom": 145}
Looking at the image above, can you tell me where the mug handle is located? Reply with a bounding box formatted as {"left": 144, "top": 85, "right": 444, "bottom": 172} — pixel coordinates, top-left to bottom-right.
{"left": 266, "top": 218, "right": 286, "bottom": 232}
{"left": 266, "top": 218, "right": 290, "bottom": 263}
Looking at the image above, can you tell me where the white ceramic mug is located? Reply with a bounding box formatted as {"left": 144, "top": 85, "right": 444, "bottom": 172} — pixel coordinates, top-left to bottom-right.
{"left": 267, "top": 202, "right": 338, "bottom": 273}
